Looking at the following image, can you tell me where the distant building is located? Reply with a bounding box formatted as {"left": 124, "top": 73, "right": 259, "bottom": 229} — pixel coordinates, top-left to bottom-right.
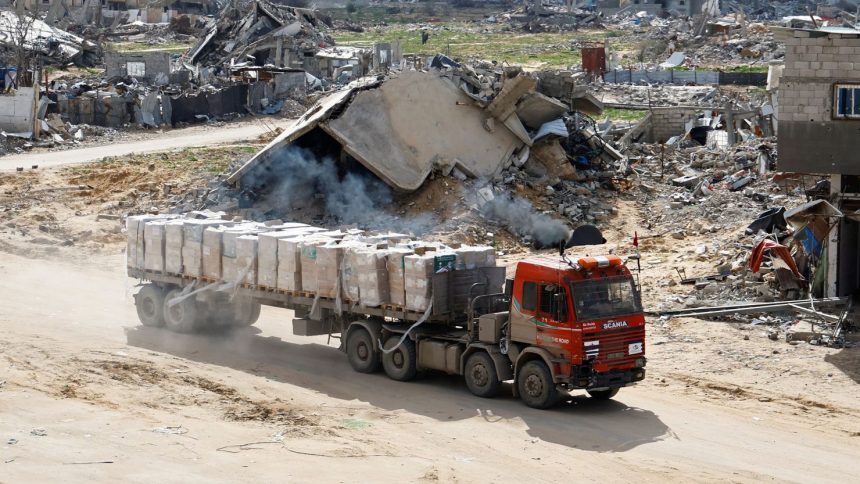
{"left": 776, "top": 27, "right": 860, "bottom": 299}
{"left": 595, "top": 0, "right": 714, "bottom": 17}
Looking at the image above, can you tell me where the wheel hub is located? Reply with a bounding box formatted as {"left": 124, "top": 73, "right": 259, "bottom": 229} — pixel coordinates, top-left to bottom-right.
{"left": 141, "top": 298, "right": 155, "bottom": 316}
{"left": 392, "top": 350, "right": 404, "bottom": 368}
{"left": 357, "top": 342, "right": 368, "bottom": 360}
{"left": 525, "top": 374, "right": 543, "bottom": 396}
{"left": 471, "top": 364, "right": 489, "bottom": 386}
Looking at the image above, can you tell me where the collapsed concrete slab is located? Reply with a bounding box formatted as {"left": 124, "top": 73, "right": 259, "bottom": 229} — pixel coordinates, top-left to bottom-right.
{"left": 229, "top": 71, "right": 524, "bottom": 191}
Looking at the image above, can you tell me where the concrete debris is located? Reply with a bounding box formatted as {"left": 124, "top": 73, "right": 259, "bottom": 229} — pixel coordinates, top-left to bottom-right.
{"left": 0, "top": 11, "right": 101, "bottom": 67}
{"left": 188, "top": 0, "right": 334, "bottom": 71}
{"left": 229, "top": 62, "right": 610, "bottom": 194}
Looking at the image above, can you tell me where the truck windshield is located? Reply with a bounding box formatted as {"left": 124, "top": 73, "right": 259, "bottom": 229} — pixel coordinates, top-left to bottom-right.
{"left": 571, "top": 277, "right": 642, "bottom": 321}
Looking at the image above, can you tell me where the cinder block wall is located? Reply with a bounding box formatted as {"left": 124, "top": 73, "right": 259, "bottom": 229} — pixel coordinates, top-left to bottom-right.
{"left": 779, "top": 31, "right": 860, "bottom": 123}
{"left": 0, "top": 87, "right": 35, "bottom": 133}
{"left": 536, "top": 71, "right": 577, "bottom": 100}
{"left": 649, "top": 107, "right": 703, "bottom": 143}
{"left": 104, "top": 51, "right": 171, "bottom": 82}
{"left": 778, "top": 30, "right": 860, "bottom": 174}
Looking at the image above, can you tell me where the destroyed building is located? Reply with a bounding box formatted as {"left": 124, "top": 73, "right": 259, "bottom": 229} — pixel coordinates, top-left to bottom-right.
{"left": 776, "top": 26, "right": 860, "bottom": 300}
{"left": 596, "top": 0, "right": 716, "bottom": 17}
{"left": 187, "top": 0, "right": 334, "bottom": 74}
{"left": 0, "top": 9, "right": 101, "bottom": 67}
{"left": 227, "top": 64, "right": 611, "bottom": 204}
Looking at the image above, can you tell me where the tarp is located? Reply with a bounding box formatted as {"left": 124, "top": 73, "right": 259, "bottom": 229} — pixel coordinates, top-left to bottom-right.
{"left": 532, "top": 118, "right": 569, "bottom": 143}
{"left": 659, "top": 52, "right": 686, "bottom": 69}
{"left": 749, "top": 239, "right": 804, "bottom": 280}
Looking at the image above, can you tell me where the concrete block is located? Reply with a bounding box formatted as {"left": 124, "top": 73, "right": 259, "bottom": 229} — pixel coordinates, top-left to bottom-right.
{"left": 387, "top": 248, "right": 414, "bottom": 307}
{"left": 143, "top": 221, "right": 167, "bottom": 273}
{"left": 165, "top": 220, "right": 184, "bottom": 274}
{"left": 235, "top": 235, "right": 259, "bottom": 285}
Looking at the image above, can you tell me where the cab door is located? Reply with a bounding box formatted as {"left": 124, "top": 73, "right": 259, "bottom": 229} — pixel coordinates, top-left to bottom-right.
{"left": 534, "top": 283, "right": 572, "bottom": 350}
{"left": 510, "top": 280, "right": 571, "bottom": 346}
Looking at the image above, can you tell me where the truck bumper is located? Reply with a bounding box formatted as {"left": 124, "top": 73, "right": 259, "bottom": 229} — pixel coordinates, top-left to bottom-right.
{"left": 588, "top": 368, "right": 646, "bottom": 390}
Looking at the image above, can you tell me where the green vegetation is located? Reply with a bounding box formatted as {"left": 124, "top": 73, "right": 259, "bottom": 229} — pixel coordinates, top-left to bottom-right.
{"left": 602, "top": 108, "right": 648, "bottom": 122}
{"left": 332, "top": 22, "right": 630, "bottom": 69}
{"left": 107, "top": 41, "right": 195, "bottom": 54}
{"left": 723, "top": 65, "right": 769, "bottom": 73}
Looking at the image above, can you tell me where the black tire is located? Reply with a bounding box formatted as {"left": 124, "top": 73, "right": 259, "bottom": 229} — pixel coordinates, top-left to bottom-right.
{"left": 346, "top": 327, "right": 380, "bottom": 373}
{"left": 135, "top": 284, "right": 165, "bottom": 327}
{"left": 464, "top": 352, "right": 501, "bottom": 398}
{"left": 163, "top": 288, "right": 199, "bottom": 333}
{"left": 234, "top": 298, "right": 261, "bottom": 327}
{"left": 587, "top": 388, "right": 620, "bottom": 400}
{"left": 206, "top": 298, "right": 260, "bottom": 328}
{"left": 382, "top": 335, "right": 417, "bottom": 381}
{"left": 516, "top": 360, "right": 558, "bottom": 409}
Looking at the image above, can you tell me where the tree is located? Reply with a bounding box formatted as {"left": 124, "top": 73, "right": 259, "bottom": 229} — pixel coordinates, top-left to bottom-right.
{"left": 346, "top": 1, "right": 357, "bottom": 14}
{"left": 0, "top": 4, "right": 40, "bottom": 88}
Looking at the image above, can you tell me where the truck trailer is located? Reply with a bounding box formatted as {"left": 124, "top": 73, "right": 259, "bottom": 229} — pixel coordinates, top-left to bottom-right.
{"left": 130, "top": 228, "right": 646, "bottom": 409}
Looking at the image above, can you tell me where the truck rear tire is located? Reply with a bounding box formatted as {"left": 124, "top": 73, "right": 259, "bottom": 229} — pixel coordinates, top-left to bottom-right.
{"left": 346, "top": 328, "right": 380, "bottom": 373}
{"left": 587, "top": 388, "right": 620, "bottom": 400}
{"left": 228, "top": 297, "right": 261, "bottom": 327}
{"left": 163, "top": 288, "right": 199, "bottom": 333}
{"left": 207, "top": 297, "right": 261, "bottom": 328}
{"left": 135, "top": 284, "right": 165, "bottom": 327}
{"left": 517, "top": 360, "right": 558, "bottom": 409}
{"left": 382, "top": 336, "right": 417, "bottom": 382}
{"left": 464, "top": 352, "right": 500, "bottom": 398}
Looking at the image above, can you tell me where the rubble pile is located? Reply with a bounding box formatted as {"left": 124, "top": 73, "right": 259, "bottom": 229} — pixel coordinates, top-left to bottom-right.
{"left": 591, "top": 85, "right": 734, "bottom": 106}
{"left": 0, "top": 10, "right": 101, "bottom": 67}
{"left": 188, "top": 0, "right": 335, "bottom": 69}
{"left": 624, "top": 138, "right": 828, "bottom": 310}
{"left": 506, "top": 4, "right": 600, "bottom": 33}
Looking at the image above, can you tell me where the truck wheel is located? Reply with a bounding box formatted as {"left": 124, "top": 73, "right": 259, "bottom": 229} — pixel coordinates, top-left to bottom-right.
{"left": 464, "top": 352, "right": 500, "bottom": 398}
{"left": 516, "top": 360, "right": 558, "bottom": 409}
{"left": 208, "top": 298, "right": 260, "bottom": 328}
{"left": 382, "top": 336, "right": 417, "bottom": 382}
{"left": 233, "top": 298, "right": 261, "bottom": 327}
{"left": 346, "top": 328, "right": 380, "bottom": 373}
{"left": 587, "top": 388, "right": 620, "bottom": 400}
{"left": 135, "top": 284, "right": 165, "bottom": 327}
{"left": 163, "top": 288, "right": 199, "bottom": 333}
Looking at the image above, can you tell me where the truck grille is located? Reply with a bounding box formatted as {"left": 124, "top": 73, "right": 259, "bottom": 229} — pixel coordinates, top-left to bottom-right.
{"left": 582, "top": 326, "right": 644, "bottom": 364}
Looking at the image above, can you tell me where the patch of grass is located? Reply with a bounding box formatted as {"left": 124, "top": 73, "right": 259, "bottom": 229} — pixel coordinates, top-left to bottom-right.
{"left": 724, "top": 65, "right": 769, "bottom": 73}
{"left": 602, "top": 108, "right": 648, "bottom": 122}
{"left": 107, "top": 41, "right": 194, "bottom": 54}
{"left": 333, "top": 23, "right": 629, "bottom": 68}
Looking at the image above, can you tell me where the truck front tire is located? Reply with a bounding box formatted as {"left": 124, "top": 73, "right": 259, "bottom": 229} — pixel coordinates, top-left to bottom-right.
{"left": 517, "top": 360, "right": 558, "bottom": 409}
{"left": 464, "top": 352, "right": 501, "bottom": 398}
{"left": 135, "top": 284, "right": 165, "bottom": 327}
{"left": 346, "top": 328, "right": 380, "bottom": 373}
{"left": 382, "top": 336, "right": 417, "bottom": 381}
{"left": 163, "top": 288, "right": 199, "bottom": 333}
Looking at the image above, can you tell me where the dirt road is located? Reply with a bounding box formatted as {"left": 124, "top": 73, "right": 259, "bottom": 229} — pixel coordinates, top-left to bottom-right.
{"left": 0, "top": 119, "right": 287, "bottom": 171}
{"left": 1, "top": 251, "right": 858, "bottom": 483}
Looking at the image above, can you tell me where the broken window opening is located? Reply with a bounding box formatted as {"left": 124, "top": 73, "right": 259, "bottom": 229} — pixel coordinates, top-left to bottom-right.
{"left": 126, "top": 62, "right": 146, "bottom": 77}
{"left": 833, "top": 84, "right": 860, "bottom": 119}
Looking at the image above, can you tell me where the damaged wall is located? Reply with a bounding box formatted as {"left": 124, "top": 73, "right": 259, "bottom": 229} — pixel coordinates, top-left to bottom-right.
{"left": 322, "top": 71, "right": 522, "bottom": 190}
{"left": 777, "top": 29, "right": 860, "bottom": 175}
{"left": 0, "top": 87, "right": 37, "bottom": 134}
{"left": 650, "top": 107, "right": 706, "bottom": 143}
{"left": 104, "top": 51, "right": 171, "bottom": 83}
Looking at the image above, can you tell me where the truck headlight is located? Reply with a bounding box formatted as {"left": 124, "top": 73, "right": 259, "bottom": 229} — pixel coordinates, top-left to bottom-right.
{"left": 635, "top": 357, "right": 646, "bottom": 368}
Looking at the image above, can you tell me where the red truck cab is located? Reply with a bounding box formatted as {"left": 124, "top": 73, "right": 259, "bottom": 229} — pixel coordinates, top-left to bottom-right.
{"left": 506, "top": 254, "right": 646, "bottom": 406}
